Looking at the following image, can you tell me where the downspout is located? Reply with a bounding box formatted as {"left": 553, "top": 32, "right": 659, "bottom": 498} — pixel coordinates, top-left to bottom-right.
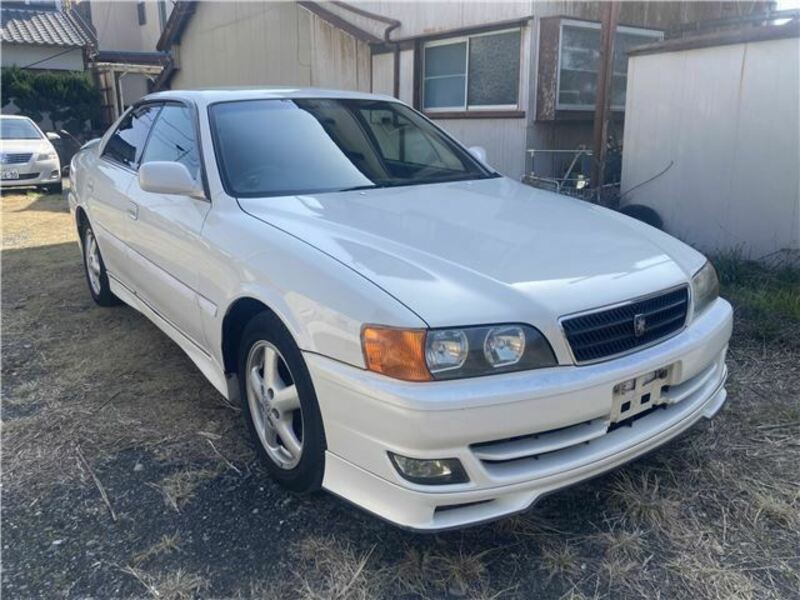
{"left": 329, "top": 1, "right": 402, "bottom": 98}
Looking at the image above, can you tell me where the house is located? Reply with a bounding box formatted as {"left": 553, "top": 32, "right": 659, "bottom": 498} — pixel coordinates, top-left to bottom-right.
{"left": 153, "top": 0, "right": 772, "bottom": 181}
{"left": 72, "top": 0, "right": 175, "bottom": 124}
{"left": 620, "top": 15, "right": 800, "bottom": 260}
{"left": 1, "top": 0, "right": 175, "bottom": 128}
{"left": 1, "top": 1, "right": 95, "bottom": 72}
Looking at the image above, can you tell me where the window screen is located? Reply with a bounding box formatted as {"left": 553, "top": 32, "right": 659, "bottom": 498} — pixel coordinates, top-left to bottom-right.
{"left": 423, "top": 29, "right": 521, "bottom": 111}
{"left": 102, "top": 105, "right": 160, "bottom": 168}
{"left": 423, "top": 42, "right": 467, "bottom": 109}
{"left": 468, "top": 30, "right": 521, "bottom": 106}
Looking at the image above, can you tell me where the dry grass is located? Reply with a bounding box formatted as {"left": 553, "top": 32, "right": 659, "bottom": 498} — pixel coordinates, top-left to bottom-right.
{"left": 149, "top": 468, "right": 219, "bottom": 512}
{"left": 122, "top": 566, "right": 208, "bottom": 600}
{"left": 1, "top": 192, "right": 251, "bottom": 504}
{"left": 3, "top": 190, "right": 799, "bottom": 599}
{"left": 290, "top": 535, "right": 382, "bottom": 600}
{"left": 393, "top": 545, "right": 494, "bottom": 597}
{"left": 132, "top": 533, "right": 183, "bottom": 566}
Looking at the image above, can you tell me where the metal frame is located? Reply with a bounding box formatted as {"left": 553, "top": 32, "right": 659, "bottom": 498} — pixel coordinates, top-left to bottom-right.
{"left": 422, "top": 27, "right": 523, "bottom": 113}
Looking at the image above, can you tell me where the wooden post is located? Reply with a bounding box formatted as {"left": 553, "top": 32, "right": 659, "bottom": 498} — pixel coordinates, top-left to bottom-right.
{"left": 591, "top": 0, "right": 621, "bottom": 196}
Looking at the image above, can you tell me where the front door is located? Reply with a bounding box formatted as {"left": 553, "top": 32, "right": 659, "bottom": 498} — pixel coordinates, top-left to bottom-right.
{"left": 89, "top": 104, "right": 160, "bottom": 286}
{"left": 124, "top": 102, "right": 211, "bottom": 348}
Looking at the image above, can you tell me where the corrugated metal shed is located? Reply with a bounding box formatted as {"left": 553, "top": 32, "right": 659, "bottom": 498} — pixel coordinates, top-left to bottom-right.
{"left": 1, "top": 8, "right": 95, "bottom": 48}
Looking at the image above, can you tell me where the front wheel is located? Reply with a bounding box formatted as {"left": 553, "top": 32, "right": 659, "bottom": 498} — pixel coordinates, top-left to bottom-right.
{"left": 82, "top": 224, "right": 120, "bottom": 306}
{"left": 43, "top": 181, "right": 63, "bottom": 194}
{"left": 238, "top": 312, "right": 326, "bottom": 492}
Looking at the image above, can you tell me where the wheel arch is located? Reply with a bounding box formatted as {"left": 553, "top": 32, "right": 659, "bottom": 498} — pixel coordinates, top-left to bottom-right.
{"left": 75, "top": 205, "right": 89, "bottom": 239}
{"left": 220, "top": 296, "right": 298, "bottom": 377}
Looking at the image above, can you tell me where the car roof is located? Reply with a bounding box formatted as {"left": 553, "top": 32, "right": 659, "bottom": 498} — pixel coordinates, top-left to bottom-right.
{"left": 142, "top": 87, "right": 398, "bottom": 107}
{"left": 0, "top": 115, "right": 35, "bottom": 121}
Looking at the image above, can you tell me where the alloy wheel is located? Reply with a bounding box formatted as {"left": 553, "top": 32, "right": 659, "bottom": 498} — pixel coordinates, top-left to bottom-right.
{"left": 85, "top": 229, "right": 102, "bottom": 295}
{"left": 245, "top": 340, "right": 304, "bottom": 469}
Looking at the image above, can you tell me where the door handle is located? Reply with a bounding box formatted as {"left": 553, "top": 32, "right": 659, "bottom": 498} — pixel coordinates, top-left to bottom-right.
{"left": 127, "top": 202, "right": 139, "bottom": 220}
{"left": 86, "top": 180, "right": 94, "bottom": 193}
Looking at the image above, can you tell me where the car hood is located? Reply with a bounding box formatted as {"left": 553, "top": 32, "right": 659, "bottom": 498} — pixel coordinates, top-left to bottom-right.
{"left": 238, "top": 177, "right": 705, "bottom": 332}
{"left": 1, "top": 139, "right": 52, "bottom": 155}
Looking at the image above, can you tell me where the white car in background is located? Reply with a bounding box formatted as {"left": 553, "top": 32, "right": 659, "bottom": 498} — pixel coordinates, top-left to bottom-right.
{"left": 0, "top": 115, "right": 62, "bottom": 193}
{"left": 68, "top": 89, "right": 732, "bottom": 531}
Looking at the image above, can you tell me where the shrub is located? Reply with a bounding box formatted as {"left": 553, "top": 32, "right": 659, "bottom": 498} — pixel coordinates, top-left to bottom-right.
{"left": 1, "top": 66, "right": 102, "bottom": 133}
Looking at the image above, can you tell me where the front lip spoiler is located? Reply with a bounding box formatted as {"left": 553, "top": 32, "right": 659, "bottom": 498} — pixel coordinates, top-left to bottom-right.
{"left": 324, "top": 374, "right": 728, "bottom": 534}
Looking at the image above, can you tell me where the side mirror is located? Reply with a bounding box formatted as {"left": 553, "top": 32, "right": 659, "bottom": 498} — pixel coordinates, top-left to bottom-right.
{"left": 138, "top": 161, "right": 204, "bottom": 199}
{"left": 468, "top": 146, "right": 487, "bottom": 164}
{"left": 46, "top": 131, "right": 61, "bottom": 141}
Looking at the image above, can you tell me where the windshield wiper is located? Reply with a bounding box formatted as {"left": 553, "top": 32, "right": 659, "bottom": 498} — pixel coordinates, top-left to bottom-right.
{"left": 337, "top": 184, "right": 379, "bottom": 192}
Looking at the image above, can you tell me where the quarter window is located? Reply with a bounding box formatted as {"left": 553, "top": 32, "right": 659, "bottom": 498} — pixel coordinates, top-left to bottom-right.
{"left": 423, "top": 29, "right": 521, "bottom": 111}
{"left": 140, "top": 104, "right": 201, "bottom": 181}
{"left": 557, "top": 21, "right": 662, "bottom": 110}
{"left": 102, "top": 105, "right": 160, "bottom": 168}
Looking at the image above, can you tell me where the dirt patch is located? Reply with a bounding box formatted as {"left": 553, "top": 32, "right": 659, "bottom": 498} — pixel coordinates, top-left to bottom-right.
{"left": 2, "top": 190, "right": 799, "bottom": 599}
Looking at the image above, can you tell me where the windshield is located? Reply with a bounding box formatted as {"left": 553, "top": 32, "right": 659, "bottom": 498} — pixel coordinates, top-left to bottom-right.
{"left": 0, "top": 119, "right": 42, "bottom": 140}
{"left": 209, "top": 98, "right": 495, "bottom": 197}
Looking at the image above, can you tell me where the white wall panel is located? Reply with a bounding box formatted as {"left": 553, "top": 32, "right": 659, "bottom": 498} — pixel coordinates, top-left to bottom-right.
{"left": 621, "top": 37, "right": 800, "bottom": 258}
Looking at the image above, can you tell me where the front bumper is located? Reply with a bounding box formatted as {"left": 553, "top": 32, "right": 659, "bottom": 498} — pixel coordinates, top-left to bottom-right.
{"left": 307, "top": 298, "right": 733, "bottom": 531}
{"left": 0, "top": 159, "right": 61, "bottom": 188}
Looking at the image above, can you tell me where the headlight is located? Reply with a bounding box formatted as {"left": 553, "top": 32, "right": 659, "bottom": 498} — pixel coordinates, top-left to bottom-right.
{"left": 691, "top": 261, "right": 719, "bottom": 317}
{"left": 362, "top": 324, "right": 556, "bottom": 381}
{"left": 38, "top": 152, "right": 57, "bottom": 161}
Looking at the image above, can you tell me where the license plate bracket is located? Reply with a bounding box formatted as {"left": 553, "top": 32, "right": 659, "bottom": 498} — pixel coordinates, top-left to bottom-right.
{"left": 611, "top": 364, "right": 675, "bottom": 423}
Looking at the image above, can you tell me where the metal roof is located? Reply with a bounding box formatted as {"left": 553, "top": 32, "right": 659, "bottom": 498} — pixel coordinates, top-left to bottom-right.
{"left": 1, "top": 8, "right": 95, "bottom": 48}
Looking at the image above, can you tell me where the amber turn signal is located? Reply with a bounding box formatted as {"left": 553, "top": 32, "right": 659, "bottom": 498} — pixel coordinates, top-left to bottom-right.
{"left": 361, "top": 326, "right": 431, "bottom": 381}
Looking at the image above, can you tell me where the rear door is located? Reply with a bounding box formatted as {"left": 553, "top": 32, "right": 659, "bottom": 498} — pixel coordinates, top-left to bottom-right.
{"left": 124, "top": 102, "right": 211, "bottom": 348}
{"left": 89, "top": 104, "right": 161, "bottom": 285}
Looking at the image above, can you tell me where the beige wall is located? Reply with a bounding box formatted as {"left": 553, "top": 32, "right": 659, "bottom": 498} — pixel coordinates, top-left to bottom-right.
{"left": 87, "top": 0, "right": 173, "bottom": 52}
{"left": 1, "top": 45, "right": 84, "bottom": 71}
{"left": 170, "top": 2, "right": 370, "bottom": 91}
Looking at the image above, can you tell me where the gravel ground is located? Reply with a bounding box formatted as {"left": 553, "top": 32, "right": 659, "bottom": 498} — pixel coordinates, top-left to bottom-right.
{"left": 2, "top": 189, "right": 799, "bottom": 599}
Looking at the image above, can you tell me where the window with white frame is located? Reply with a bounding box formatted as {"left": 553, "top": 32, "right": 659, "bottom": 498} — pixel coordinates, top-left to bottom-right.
{"left": 557, "top": 20, "right": 662, "bottom": 111}
{"left": 423, "top": 28, "right": 522, "bottom": 111}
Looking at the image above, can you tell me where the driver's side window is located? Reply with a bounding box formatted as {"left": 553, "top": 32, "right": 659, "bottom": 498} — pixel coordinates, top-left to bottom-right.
{"left": 102, "top": 105, "right": 160, "bottom": 169}
{"left": 140, "top": 104, "right": 201, "bottom": 182}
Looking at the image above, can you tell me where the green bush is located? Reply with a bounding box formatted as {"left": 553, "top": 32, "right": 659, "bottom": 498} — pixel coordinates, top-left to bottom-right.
{"left": 1, "top": 66, "right": 101, "bottom": 133}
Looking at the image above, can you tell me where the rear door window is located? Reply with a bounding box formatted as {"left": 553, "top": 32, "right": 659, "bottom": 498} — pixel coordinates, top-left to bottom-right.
{"left": 102, "top": 104, "right": 161, "bottom": 168}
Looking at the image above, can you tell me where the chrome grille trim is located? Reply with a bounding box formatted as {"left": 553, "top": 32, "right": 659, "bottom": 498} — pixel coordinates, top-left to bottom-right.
{"left": 560, "top": 285, "right": 690, "bottom": 364}
{"left": 2, "top": 153, "right": 32, "bottom": 165}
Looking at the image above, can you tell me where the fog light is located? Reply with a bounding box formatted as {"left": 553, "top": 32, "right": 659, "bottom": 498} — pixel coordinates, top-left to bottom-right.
{"left": 614, "top": 378, "right": 636, "bottom": 395}
{"left": 388, "top": 453, "right": 468, "bottom": 485}
{"left": 49, "top": 170, "right": 59, "bottom": 179}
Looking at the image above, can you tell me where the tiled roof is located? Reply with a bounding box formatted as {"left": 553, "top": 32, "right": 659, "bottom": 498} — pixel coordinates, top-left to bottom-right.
{"left": 1, "top": 8, "right": 95, "bottom": 48}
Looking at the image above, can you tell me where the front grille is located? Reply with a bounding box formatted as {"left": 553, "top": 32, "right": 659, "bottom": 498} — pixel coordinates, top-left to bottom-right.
{"left": 562, "top": 286, "right": 689, "bottom": 363}
{"left": 2, "top": 153, "right": 32, "bottom": 165}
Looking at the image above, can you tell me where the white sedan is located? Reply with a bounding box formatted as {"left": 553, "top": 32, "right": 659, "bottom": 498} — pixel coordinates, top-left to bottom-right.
{"left": 1, "top": 115, "right": 62, "bottom": 193}
{"left": 69, "top": 89, "right": 732, "bottom": 531}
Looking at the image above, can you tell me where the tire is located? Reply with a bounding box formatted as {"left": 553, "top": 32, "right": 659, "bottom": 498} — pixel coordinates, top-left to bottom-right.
{"left": 619, "top": 204, "right": 663, "bottom": 230}
{"left": 81, "top": 223, "right": 121, "bottom": 307}
{"left": 44, "top": 181, "right": 63, "bottom": 194}
{"left": 237, "top": 311, "right": 326, "bottom": 492}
